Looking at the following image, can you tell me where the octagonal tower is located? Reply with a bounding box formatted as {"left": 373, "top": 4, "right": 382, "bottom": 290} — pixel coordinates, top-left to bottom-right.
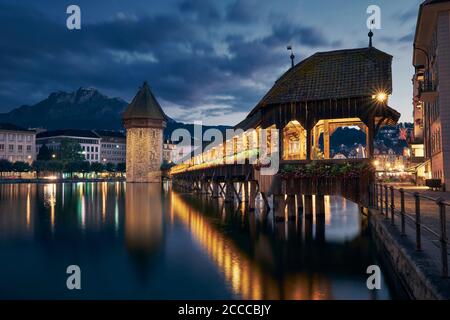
{"left": 123, "top": 82, "right": 167, "bottom": 183}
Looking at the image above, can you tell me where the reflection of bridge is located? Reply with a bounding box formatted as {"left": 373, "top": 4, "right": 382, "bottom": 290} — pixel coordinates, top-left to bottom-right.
{"left": 171, "top": 45, "right": 400, "bottom": 219}
{"left": 170, "top": 191, "right": 386, "bottom": 299}
{"left": 171, "top": 192, "right": 335, "bottom": 299}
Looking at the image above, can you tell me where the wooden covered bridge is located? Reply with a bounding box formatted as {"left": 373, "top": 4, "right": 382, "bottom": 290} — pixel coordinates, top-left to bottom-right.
{"left": 170, "top": 43, "right": 400, "bottom": 221}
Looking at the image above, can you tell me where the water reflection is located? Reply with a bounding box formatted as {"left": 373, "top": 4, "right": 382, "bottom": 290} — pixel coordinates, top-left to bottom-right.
{"left": 0, "top": 182, "right": 400, "bottom": 299}
{"left": 43, "top": 184, "right": 56, "bottom": 232}
{"left": 125, "top": 184, "right": 163, "bottom": 253}
{"left": 171, "top": 192, "right": 337, "bottom": 299}
{"left": 170, "top": 192, "right": 394, "bottom": 300}
{"left": 0, "top": 184, "right": 36, "bottom": 239}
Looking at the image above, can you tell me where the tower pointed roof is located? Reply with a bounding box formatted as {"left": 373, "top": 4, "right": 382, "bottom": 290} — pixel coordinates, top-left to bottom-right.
{"left": 123, "top": 81, "right": 167, "bottom": 121}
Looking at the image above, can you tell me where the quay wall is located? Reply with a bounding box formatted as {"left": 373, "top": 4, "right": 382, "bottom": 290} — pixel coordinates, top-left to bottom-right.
{"left": 369, "top": 209, "right": 449, "bottom": 300}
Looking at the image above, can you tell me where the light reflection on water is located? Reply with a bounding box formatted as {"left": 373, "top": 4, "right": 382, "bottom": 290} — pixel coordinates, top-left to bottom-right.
{"left": 0, "top": 182, "right": 402, "bottom": 299}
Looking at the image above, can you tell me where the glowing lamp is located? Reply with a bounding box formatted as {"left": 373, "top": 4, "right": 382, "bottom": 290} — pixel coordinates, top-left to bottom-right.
{"left": 372, "top": 92, "right": 388, "bottom": 103}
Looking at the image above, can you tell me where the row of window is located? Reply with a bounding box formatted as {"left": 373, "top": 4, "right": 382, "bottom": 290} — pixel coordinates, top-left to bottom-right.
{"left": 101, "top": 143, "right": 125, "bottom": 149}
{"left": 103, "top": 158, "right": 124, "bottom": 162}
{"left": 82, "top": 145, "right": 99, "bottom": 153}
{"left": 0, "top": 133, "right": 33, "bottom": 142}
{"left": 39, "top": 138, "right": 99, "bottom": 145}
{"left": 102, "top": 150, "right": 125, "bottom": 155}
{"left": 0, "top": 155, "right": 32, "bottom": 161}
{"left": 428, "top": 100, "right": 440, "bottom": 124}
{"left": 431, "top": 128, "right": 442, "bottom": 155}
{"left": 86, "top": 154, "right": 99, "bottom": 160}
{"left": 0, "top": 144, "right": 33, "bottom": 152}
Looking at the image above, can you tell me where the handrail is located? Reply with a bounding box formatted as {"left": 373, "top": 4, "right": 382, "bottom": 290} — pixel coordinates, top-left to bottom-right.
{"left": 373, "top": 183, "right": 448, "bottom": 278}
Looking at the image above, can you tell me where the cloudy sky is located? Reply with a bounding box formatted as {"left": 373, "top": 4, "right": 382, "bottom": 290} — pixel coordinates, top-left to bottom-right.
{"left": 0, "top": 0, "right": 421, "bottom": 125}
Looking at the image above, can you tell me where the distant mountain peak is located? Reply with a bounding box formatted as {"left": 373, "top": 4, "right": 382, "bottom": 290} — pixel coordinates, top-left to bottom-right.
{"left": 74, "top": 87, "right": 104, "bottom": 103}
{"left": 0, "top": 87, "right": 129, "bottom": 130}
{"left": 46, "top": 87, "right": 109, "bottom": 105}
{"left": 0, "top": 86, "right": 177, "bottom": 132}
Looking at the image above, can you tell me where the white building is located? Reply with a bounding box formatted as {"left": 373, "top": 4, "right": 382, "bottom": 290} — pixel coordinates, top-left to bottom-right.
{"left": 94, "top": 130, "right": 126, "bottom": 165}
{"left": 0, "top": 123, "right": 36, "bottom": 163}
{"left": 36, "top": 129, "right": 101, "bottom": 163}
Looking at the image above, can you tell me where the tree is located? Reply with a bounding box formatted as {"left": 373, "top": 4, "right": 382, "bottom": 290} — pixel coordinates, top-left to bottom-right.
{"left": 0, "top": 159, "right": 13, "bottom": 178}
{"left": 80, "top": 161, "right": 91, "bottom": 178}
{"left": 90, "top": 162, "right": 105, "bottom": 176}
{"left": 64, "top": 161, "right": 83, "bottom": 178}
{"left": 46, "top": 160, "right": 64, "bottom": 177}
{"left": 105, "top": 162, "right": 116, "bottom": 176}
{"left": 37, "top": 144, "right": 52, "bottom": 161}
{"left": 12, "top": 161, "right": 31, "bottom": 178}
{"left": 116, "top": 162, "right": 126, "bottom": 177}
{"left": 59, "top": 139, "right": 84, "bottom": 162}
{"left": 32, "top": 160, "right": 47, "bottom": 178}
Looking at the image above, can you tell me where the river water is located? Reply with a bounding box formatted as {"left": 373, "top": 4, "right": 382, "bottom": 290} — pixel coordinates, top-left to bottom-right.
{"left": 0, "top": 182, "right": 405, "bottom": 299}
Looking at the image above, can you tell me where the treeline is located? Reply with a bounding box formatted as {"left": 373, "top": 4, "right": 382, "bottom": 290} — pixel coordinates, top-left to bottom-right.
{"left": 0, "top": 160, "right": 33, "bottom": 177}
{"left": 0, "top": 159, "right": 125, "bottom": 178}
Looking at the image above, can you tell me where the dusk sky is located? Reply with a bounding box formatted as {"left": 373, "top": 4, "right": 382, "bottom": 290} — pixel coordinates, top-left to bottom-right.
{"left": 0, "top": 0, "right": 422, "bottom": 125}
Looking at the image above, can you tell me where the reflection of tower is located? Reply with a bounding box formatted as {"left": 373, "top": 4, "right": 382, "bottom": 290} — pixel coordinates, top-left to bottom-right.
{"left": 125, "top": 184, "right": 164, "bottom": 280}
{"left": 125, "top": 184, "right": 163, "bottom": 253}
{"left": 122, "top": 82, "right": 167, "bottom": 183}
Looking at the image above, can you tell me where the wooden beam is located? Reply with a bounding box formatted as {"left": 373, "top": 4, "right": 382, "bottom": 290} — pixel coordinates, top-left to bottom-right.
{"left": 323, "top": 120, "right": 330, "bottom": 159}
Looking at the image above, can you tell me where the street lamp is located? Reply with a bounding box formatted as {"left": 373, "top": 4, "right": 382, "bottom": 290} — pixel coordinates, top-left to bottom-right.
{"left": 52, "top": 154, "right": 56, "bottom": 159}
{"left": 372, "top": 91, "right": 388, "bottom": 103}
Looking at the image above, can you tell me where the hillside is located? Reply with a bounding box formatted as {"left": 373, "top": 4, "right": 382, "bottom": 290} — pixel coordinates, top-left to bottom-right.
{"left": 0, "top": 87, "right": 231, "bottom": 138}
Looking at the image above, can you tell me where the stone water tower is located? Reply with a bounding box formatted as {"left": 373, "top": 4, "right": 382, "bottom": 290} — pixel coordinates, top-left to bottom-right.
{"left": 123, "top": 82, "right": 167, "bottom": 183}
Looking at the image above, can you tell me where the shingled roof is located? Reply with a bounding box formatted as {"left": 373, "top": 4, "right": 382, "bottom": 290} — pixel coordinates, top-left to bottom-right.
{"left": 122, "top": 81, "right": 167, "bottom": 121}
{"left": 248, "top": 47, "right": 392, "bottom": 116}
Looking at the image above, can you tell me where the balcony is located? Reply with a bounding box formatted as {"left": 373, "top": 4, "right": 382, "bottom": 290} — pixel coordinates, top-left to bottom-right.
{"left": 418, "top": 80, "right": 437, "bottom": 103}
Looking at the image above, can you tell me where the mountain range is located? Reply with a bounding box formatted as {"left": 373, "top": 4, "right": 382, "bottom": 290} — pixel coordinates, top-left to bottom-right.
{"left": 0, "top": 87, "right": 230, "bottom": 139}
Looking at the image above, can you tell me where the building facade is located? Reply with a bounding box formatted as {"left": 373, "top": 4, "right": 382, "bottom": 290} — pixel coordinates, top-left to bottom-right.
{"left": 373, "top": 148, "right": 409, "bottom": 173}
{"left": 163, "top": 140, "right": 177, "bottom": 163}
{"left": 413, "top": 0, "right": 450, "bottom": 188}
{"left": 94, "top": 130, "right": 126, "bottom": 164}
{"left": 0, "top": 123, "right": 36, "bottom": 163}
{"left": 123, "top": 82, "right": 167, "bottom": 183}
{"left": 36, "top": 129, "right": 101, "bottom": 163}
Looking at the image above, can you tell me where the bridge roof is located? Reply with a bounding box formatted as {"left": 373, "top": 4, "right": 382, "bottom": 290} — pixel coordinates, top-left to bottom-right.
{"left": 248, "top": 47, "right": 393, "bottom": 117}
